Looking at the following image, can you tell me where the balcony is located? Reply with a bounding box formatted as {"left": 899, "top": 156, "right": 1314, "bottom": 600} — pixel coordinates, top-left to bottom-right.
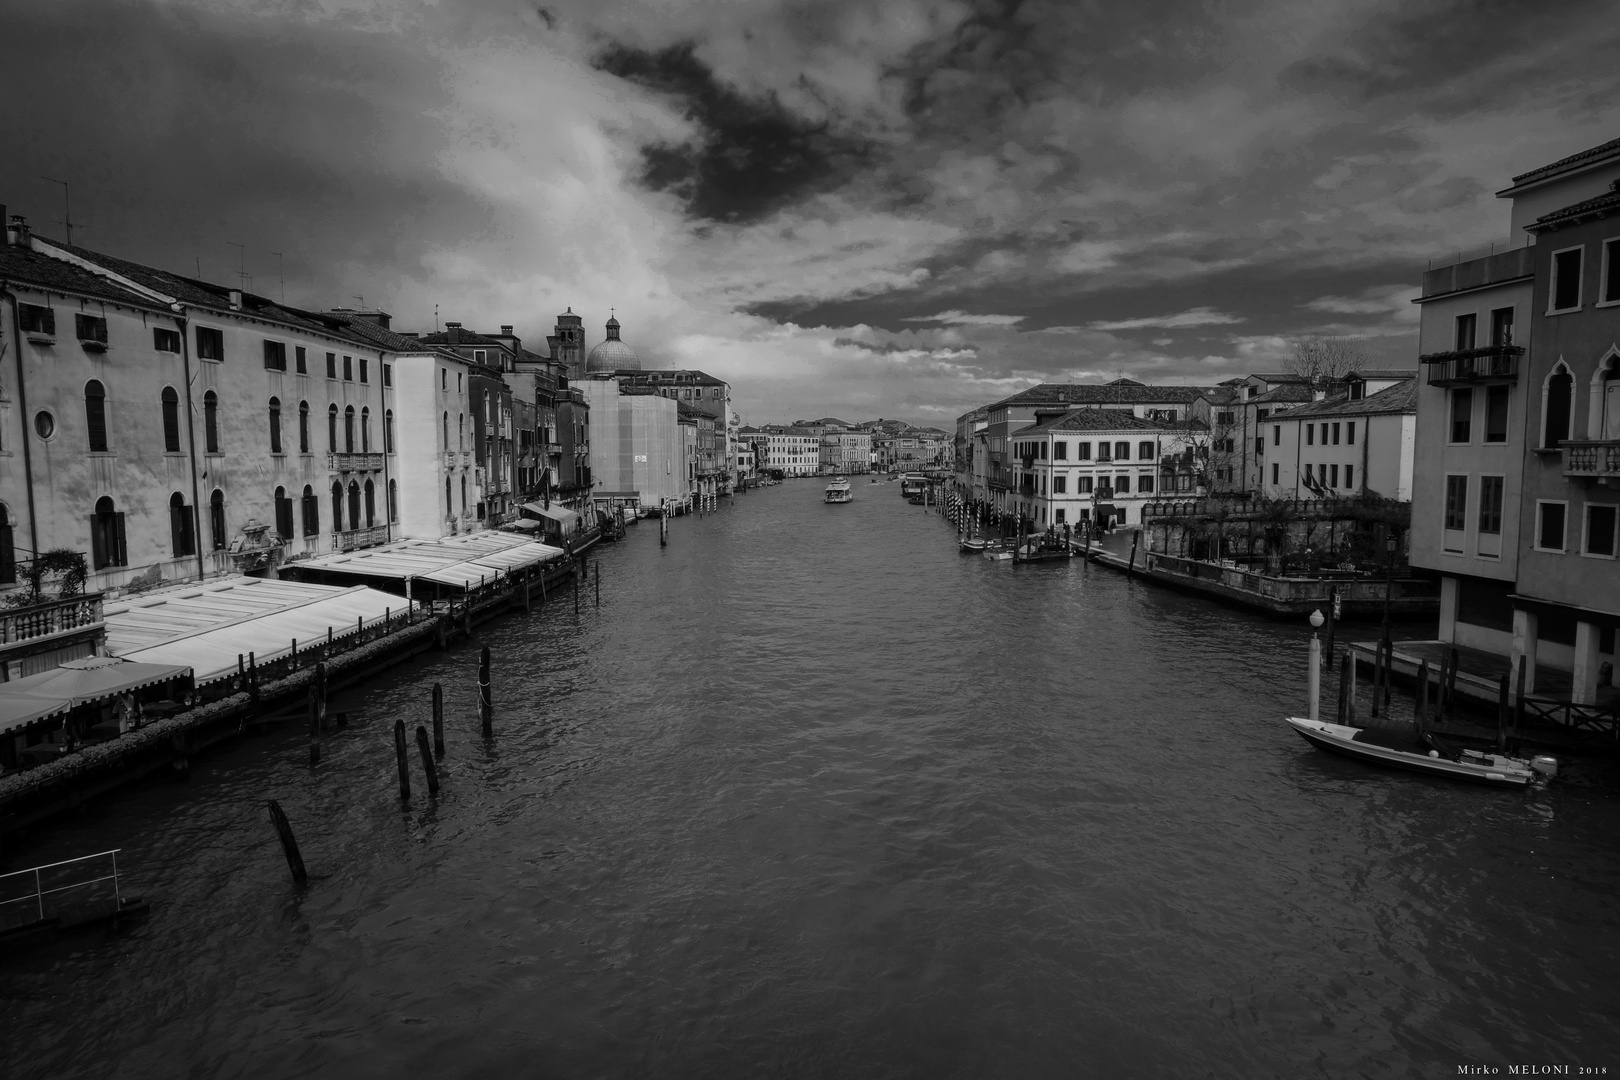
{"left": 0, "top": 592, "right": 104, "bottom": 647}
{"left": 1421, "top": 344, "right": 1522, "bottom": 387}
{"left": 1563, "top": 440, "right": 1620, "bottom": 482}
{"left": 333, "top": 525, "right": 389, "bottom": 552}
{"left": 1420, "top": 246, "right": 1533, "bottom": 300}
{"left": 329, "top": 452, "right": 385, "bottom": 472}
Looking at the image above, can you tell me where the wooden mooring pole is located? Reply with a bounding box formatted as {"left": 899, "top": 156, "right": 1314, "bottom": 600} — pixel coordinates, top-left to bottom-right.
{"left": 479, "top": 645, "right": 493, "bottom": 737}
{"left": 1445, "top": 646, "right": 1460, "bottom": 724}
{"left": 1370, "top": 641, "right": 1384, "bottom": 718}
{"left": 595, "top": 560, "right": 600, "bottom": 608}
{"left": 266, "top": 799, "right": 307, "bottom": 885}
{"left": 1497, "top": 673, "right": 1511, "bottom": 752}
{"left": 1337, "top": 651, "right": 1351, "bottom": 724}
{"left": 432, "top": 682, "right": 445, "bottom": 757}
{"left": 415, "top": 725, "right": 440, "bottom": 795}
{"left": 1415, "top": 658, "right": 1430, "bottom": 734}
{"left": 307, "top": 679, "right": 321, "bottom": 766}
{"left": 394, "top": 718, "right": 411, "bottom": 800}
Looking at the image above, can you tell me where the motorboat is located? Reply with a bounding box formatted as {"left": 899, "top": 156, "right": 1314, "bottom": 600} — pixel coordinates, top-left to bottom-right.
{"left": 824, "top": 477, "right": 854, "bottom": 504}
{"left": 960, "top": 537, "right": 989, "bottom": 553}
{"left": 1285, "top": 716, "right": 1557, "bottom": 788}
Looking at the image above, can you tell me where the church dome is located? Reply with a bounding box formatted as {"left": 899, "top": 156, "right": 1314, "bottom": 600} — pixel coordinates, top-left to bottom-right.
{"left": 585, "top": 314, "right": 640, "bottom": 372}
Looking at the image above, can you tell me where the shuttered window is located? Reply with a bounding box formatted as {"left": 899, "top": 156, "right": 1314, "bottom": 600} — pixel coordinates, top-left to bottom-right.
{"left": 204, "top": 391, "right": 220, "bottom": 453}
{"left": 85, "top": 380, "right": 109, "bottom": 452}
{"left": 161, "top": 387, "right": 181, "bottom": 452}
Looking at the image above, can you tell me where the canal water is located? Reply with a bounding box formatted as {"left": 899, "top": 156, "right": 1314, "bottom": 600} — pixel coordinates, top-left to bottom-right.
{"left": 4, "top": 479, "right": 1619, "bottom": 1078}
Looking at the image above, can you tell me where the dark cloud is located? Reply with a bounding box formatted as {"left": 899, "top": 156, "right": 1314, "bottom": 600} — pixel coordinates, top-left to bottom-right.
{"left": 594, "top": 41, "right": 873, "bottom": 223}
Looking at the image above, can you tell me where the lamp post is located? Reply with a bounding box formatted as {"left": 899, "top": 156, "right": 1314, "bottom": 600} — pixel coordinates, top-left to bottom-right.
{"left": 1308, "top": 608, "right": 1325, "bottom": 722}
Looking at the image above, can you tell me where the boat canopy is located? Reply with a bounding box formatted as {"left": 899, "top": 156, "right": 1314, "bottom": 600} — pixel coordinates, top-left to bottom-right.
{"left": 0, "top": 657, "right": 192, "bottom": 735}
{"left": 521, "top": 503, "right": 581, "bottom": 533}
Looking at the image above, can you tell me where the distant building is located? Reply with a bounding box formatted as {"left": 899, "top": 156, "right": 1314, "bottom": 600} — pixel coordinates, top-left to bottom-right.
{"left": 1009, "top": 409, "right": 1189, "bottom": 531}
{"left": 615, "top": 367, "right": 735, "bottom": 493}
{"left": 820, "top": 430, "right": 871, "bottom": 474}
{"left": 1260, "top": 376, "right": 1417, "bottom": 500}
{"left": 580, "top": 376, "right": 689, "bottom": 511}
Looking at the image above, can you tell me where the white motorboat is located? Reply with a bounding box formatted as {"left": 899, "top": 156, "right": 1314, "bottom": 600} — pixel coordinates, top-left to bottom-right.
{"left": 824, "top": 477, "right": 854, "bottom": 504}
{"left": 1284, "top": 716, "right": 1557, "bottom": 788}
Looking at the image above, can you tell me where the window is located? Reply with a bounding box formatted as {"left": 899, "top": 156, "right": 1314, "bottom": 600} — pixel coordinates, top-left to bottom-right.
{"left": 383, "top": 363, "right": 392, "bottom": 387}
{"left": 299, "top": 401, "right": 310, "bottom": 453}
{"left": 1138, "top": 474, "right": 1154, "bottom": 493}
{"left": 442, "top": 411, "right": 449, "bottom": 449}
{"left": 1054, "top": 442, "right": 1068, "bottom": 461}
{"left": 1216, "top": 411, "right": 1234, "bottom": 425}
{"left": 359, "top": 357, "right": 369, "bottom": 384}
{"left": 269, "top": 397, "right": 283, "bottom": 453}
{"left": 1055, "top": 509, "right": 1065, "bottom": 524}
{"left": 1115, "top": 475, "right": 1130, "bottom": 493}
{"left": 170, "top": 492, "right": 195, "bottom": 557}
{"left": 331, "top": 483, "right": 343, "bottom": 534}
{"left": 1053, "top": 475, "right": 1067, "bottom": 494}
{"left": 204, "top": 391, "right": 219, "bottom": 453}
{"left": 263, "top": 340, "right": 287, "bottom": 371}
{"left": 1484, "top": 385, "right": 1509, "bottom": 443}
{"left": 440, "top": 368, "right": 447, "bottom": 391}
{"left": 154, "top": 328, "right": 180, "bottom": 353}
{"left": 326, "top": 352, "right": 337, "bottom": 379}
{"left": 301, "top": 485, "right": 319, "bottom": 537}
{"left": 1255, "top": 436, "right": 1265, "bottom": 457}
{"left": 1272, "top": 425, "right": 1281, "bottom": 446}
{"left": 1444, "top": 476, "right": 1468, "bottom": 531}
{"left": 1491, "top": 306, "right": 1515, "bottom": 346}
{"left": 274, "top": 485, "right": 294, "bottom": 540}
{"left": 1537, "top": 501, "right": 1567, "bottom": 551}
{"left": 1331, "top": 423, "right": 1341, "bottom": 445}
{"left": 344, "top": 406, "right": 355, "bottom": 453}
{"left": 210, "top": 489, "right": 227, "bottom": 550}
{"left": 161, "top": 387, "right": 180, "bottom": 451}
{"left": 1304, "top": 463, "right": 1314, "bottom": 486}
{"left": 19, "top": 303, "right": 55, "bottom": 336}
{"left": 91, "top": 496, "right": 127, "bottom": 569}
{"left": 384, "top": 409, "right": 394, "bottom": 454}
{"left": 1039, "top": 443, "right": 1047, "bottom": 460}
{"left": 1329, "top": 464, "right": 1339, "bottom": 488}
{"left": 1551, "top": 247, "right": 1583, "bottom": 312}
{"left": 364, "top": 479, "right": 376, "bottom": 527}
{"left": 1075, "top": 442, "right": 1091, "bottom": 460}
{"left": 1478, "top": 476, "right": 1504, "bottom": 535}
{"left": 1454, "top": 312, "right": 1477, "bottom": 352}
{"left": 75, "top": 313, "right": 108, "bottom": 345}
{"left": 1139, "top": 441, "right": 1154, "bottom": 460}
{"left": 474, "top": 349, "right": 487, "bottom": 363}
{"left": 84, "top": 380, "right": 108, "bottom": 452}
{"left": 197, "top": 326, "right": 224, "bottom": 360}
{"left": 1346, "top": 422, "right": 1356, "bottom": 445}
{"left": 1587, "top": 504, "right": 1618, "bottom": 557}
{"left": 1076, "top": 476, "right": 1093, "bottom": 494}
{"left": 295, "top": 346, "right": 307, "bottom": 374}
{"left": 328, "top": 404, "right": 339, "bottom": 453}
{"left": 1344, "top": 465, "right": 1354, "bottom": 489}
{"left": 388, "top": 479, "right": 398, "bottom": 523}
{"left": 347, "top": 481, "right": 361, "bottom": 530}
{"left": 360, "top": 407, "right": 371, "bottom": 452}
{"left": 1114, "top": 442, "right": 1129, "bottom": 461}
{"left": 1544, "top": 368, "right": 1573, "bottom": 448}
{"left": 343, "top": 355, "right": 353, "bottom": 381}
{"left": 1271, "top": 463, "right": 1279, "bottom": 485}
{"left": 1450, "top": 388, "right": 1473, "bottom": 443}
{"left": 1307, "top": 424, "right": 1314, "bottom": 446}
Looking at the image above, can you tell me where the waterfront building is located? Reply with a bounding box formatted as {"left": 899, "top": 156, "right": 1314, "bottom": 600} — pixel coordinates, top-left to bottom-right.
{"left": 0, "top": 215, "right": 401, "bottom": 593}
{"left": 820, "top": 429, "right": 871, "bottom": 474}
{"left": 1008, "top": 409, "right": 1186, "bottom": 531}
{"left": 410, "top": 323, "right": 520, "bottom": 526}
{"left": 755, "top": 426, "right": 820, "bottom": 477}
{"left": 1259, "top": 376, "right": 1417, "bottom": 500}
{"left": 615, "top": 366, "right": 735, "bottom": 493}
{"left": 953, "top": 406, "right": 989, "bottom": 501}
{"left": 580, "top": 376, "right": 689, "bottom": 510}
{"left": 1410, "top": 135, "right": 1620, "bottom": 703}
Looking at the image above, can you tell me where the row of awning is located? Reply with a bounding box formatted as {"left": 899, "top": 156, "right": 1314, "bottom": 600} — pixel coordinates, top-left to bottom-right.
{"left": 285, "top": 532, "right": 566, "bottom": 589}
{"left": 0, "top": 657, "right": 192, "bottom": 735}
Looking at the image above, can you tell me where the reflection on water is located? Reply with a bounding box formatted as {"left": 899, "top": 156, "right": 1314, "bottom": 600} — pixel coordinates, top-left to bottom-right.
{"left": 4, "top": 480, "right": 1619, "bottom": 1078}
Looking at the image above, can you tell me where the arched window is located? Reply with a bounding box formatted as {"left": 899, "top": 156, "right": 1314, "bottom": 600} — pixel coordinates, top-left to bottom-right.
{"left": 331, "top": 482, "right": 343, "bottom": 535}
{"left": 85, "top": 380, "right": 108, "bottom": 452}
{"left": 274, "top": 485, "right": 293, "bottom": 540}
{"left": 361, "top": 407, "right": 371, "bottom": 453}
{"left": 460, "top": 475, "right": 467, "bottom": 513}
{"left": 1601, "top": 354, "right": 1620, "bottom": 441}
{"left": 442, "top": 411, "right": 449, "bottom": 450}
{"left": 268, "top": 397, "right": 283, "bottom": 454}
{"left": 298, "top": 401, "right": 310, "bottom": 453}
{"left": 328, "top": 404, "right": 339, "bottom": 453}
{"left": 161, "top": 387, "right": 180, "bottom": 452}
{"left": 1544, "top": 366, "right": 1574, "bottom": 449}
{"left": 204, "top": 390, "right": 219, "bottom": 453}
{"left": 388, "top": 479, "right": 398, "bottom": 522}
{"left": 344, "top": 406, "right": 355, "bottom": 453}
{"left": 458, "top": 413, "right": 465, "bottom": 450}
{"left": 301, "top": 484, "right": 319, "bottom": 537}
{"left": 364, "top": 478, "right": 376, "bottom": 526}
{"left": 169, "top": 491, "right": 195, "bottom": 557}
{"left": 210, "top": 489, "right": 227, "bottom": 550}
{"left": 385, "top": 410, "right": 395, "bottom": 454}
{"left": 91, "top": 495, "right": 126, "bottom": 569}
{"left": 0, "top": 502, "right": 14, "bottom": 585}
{"left": 484, "top": 390, "right": 492, "bottom": 426}
{"left": 347, "top": 480, "right": 361, "bottom": 531}
{"left": 445, "top": 476, "right": 452, "bottom": 517}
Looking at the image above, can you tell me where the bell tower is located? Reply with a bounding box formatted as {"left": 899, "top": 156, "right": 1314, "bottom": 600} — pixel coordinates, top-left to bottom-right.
{"left": 551, "top": 307, "right": 586, "bottom": 379}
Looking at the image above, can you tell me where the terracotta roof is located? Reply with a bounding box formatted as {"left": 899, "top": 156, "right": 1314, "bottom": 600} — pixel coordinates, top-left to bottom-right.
{"left": 0, "top": 243, "right": 159, "bottom": 310}
{"left": 415, "top": 328, "right": 507, "bottom": 347}
{"left": 1013, "top": 408, "right": 1177, "bottom": 435}
{"left": 1281, "top": 379, "right": 1416, "bottom": 419}
{"left": 1348, "top": 369, "right": 1417, "bottom": 381}
{"left": 1527, "top": 184, "right": 1620, "bottom": 233}
{"left": 326, "top": 313, "right": 446, "bottom": 354}
{"left": 1507, "top": 136, "right": 1620, "bottom": 188}
{"left": 1249, "top": 384, "right": 1317, "bottom": 405}
{"left": 992, "top": 382, "right": 1212, "bottom": 409}
{"left": 619, "top": 368, "right": 727, "bottom": 386}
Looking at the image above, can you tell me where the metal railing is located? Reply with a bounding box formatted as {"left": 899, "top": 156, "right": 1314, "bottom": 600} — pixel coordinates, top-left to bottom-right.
{"left": 1563, "top": 440, "right": 1620, "bottom": 480}
{"left": 0, "top": 592, "right": 105, "bottom": 645}
{"left": 328, "top": 452, "right": 386, "bottom": 472}
{"left": 333, "top": 525, "right": 389, "bottom": 552}
{"left": 1420, "top": 344, "right": 1522, "bottom": 386}
{"left": 0, "top": 849, "right": 123, "bottom": 932}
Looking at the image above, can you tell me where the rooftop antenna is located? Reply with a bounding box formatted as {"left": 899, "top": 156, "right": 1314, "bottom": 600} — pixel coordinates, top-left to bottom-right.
{"left": 435, "top": 304, "right": 440, "bottom": 331}
{"left": 270, "top": 251, "right": 285, "bottom": 304}
{"left": 226, "top": 241, "right": 247, "bottom": 291}
{"left": 196, "top": 256, "right": 202, "bottom": 278}
{"left": 353, "top": 295, "right": 364, "bottom": 309}
{"left": 40, "top": 176, "right": 77, "bottom": 245}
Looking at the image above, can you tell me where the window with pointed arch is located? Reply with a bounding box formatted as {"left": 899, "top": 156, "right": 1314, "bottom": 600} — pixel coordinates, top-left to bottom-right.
{"left": 328, "top": 404, "right": 339, "bottom": 453}
{"left": 364, "top": 478, "right": 376, "bottom": 527}
{"left": 92, "top": 495, "right": 126, "bottom": 568}
{"left": 0, "top": 503, "right": 13, "bottom": 584}
{"left": 85, "top": 380, "right": 109, "bottom": 452}
{"left": 361, "top": 407, "right": 371, "bottom": 453}
{"left": 161, "top": 387, "right": 181, "bottom": 452}
{"left": 170, "top": 492, "right": 196, "bottom": 557}
{"left": 331, "top": 482, "right": 343, "bottom": 534}
{"left": 442, "top": 411, "right": 449, "bottom": 450}
{"left": 274, "top": 485, "right": 294, "bottom": 540}
{"left": 384, "top": 409, "right": 395, "bottom": 454}
{"left": 344, "top": 406, "right": 356, "bottom": 453}
{"left": 1543, "top": 365, "right": 1574, "bottom": 449}
{"left": 210, "top": 489, "right": 227, "bottom": 550}
{"left": 299, "top": 401, "right": 311, "bottom": 453}
{"left": 347, "top": 480, "right": 360, "bottom": 531}
{"left": 388, "top": 479, "right": 398, "bottom": 522}
{"left": 268, "top": 397, "right": 283, "bottom": 454}
{"left": 204, "top": 390, "right": 220, "bottom": 453}
{"left": 301, "top": 484, "right": 319, "bottom": 536}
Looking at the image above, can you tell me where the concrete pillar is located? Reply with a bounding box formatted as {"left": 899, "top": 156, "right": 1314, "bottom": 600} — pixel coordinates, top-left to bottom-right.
{"left": 1510, "top": 608, "right": 1539, "bottom": 696}
{"left": 1572, "top": 620, "right": 1601, "bottom": 706}
{"left": 1437, "top": 576, "right": 1458, "bottom": 644}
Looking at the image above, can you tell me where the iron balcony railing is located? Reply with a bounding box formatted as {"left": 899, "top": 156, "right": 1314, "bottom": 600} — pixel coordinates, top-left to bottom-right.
{"left": 1563, "top": 440, "right": 1620, "bottom": 480}
{"left": 333, "top": 525, "right": 389, "bottom": 552}
{"left": 1420, "top": 344, "right": 1522, "bottom": 386}
{"left": 328, "top": 452, "right": 386, "bottom": 472}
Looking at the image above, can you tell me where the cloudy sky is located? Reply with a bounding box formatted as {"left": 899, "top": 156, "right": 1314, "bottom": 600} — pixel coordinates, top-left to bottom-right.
{"left": 3, "top": 0, "right": 1618, "bottom": 426}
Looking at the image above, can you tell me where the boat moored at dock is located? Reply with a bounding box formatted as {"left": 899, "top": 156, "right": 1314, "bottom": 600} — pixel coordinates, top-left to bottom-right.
{"left": 1284, "top": 716, "right": 1557, "bottom": 788}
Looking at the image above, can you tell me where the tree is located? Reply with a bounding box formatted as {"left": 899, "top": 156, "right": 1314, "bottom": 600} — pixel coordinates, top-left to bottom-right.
{"left": 1284, "top": 335, "right": 1368, "bottom": 381}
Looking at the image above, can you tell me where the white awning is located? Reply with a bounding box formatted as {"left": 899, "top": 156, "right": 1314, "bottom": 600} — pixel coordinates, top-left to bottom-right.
{"left": 521, "top": 504, "right": 580, "bottom": 531}
{"left": 285, "top": 533, "right": 565, "bottom": 589}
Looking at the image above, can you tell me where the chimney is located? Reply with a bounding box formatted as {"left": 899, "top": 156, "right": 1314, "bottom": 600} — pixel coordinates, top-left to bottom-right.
{"left": 229, "top": 288, "right": 243, "bottom": 310}
{"left": 6, "top": 214, "right": 30, "bottom": 247}
{"left": 445, "top": 320, "right": 462, "bottom": 345}
{"left": 500, "top": 325, "right": 513, "bottom": 336}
